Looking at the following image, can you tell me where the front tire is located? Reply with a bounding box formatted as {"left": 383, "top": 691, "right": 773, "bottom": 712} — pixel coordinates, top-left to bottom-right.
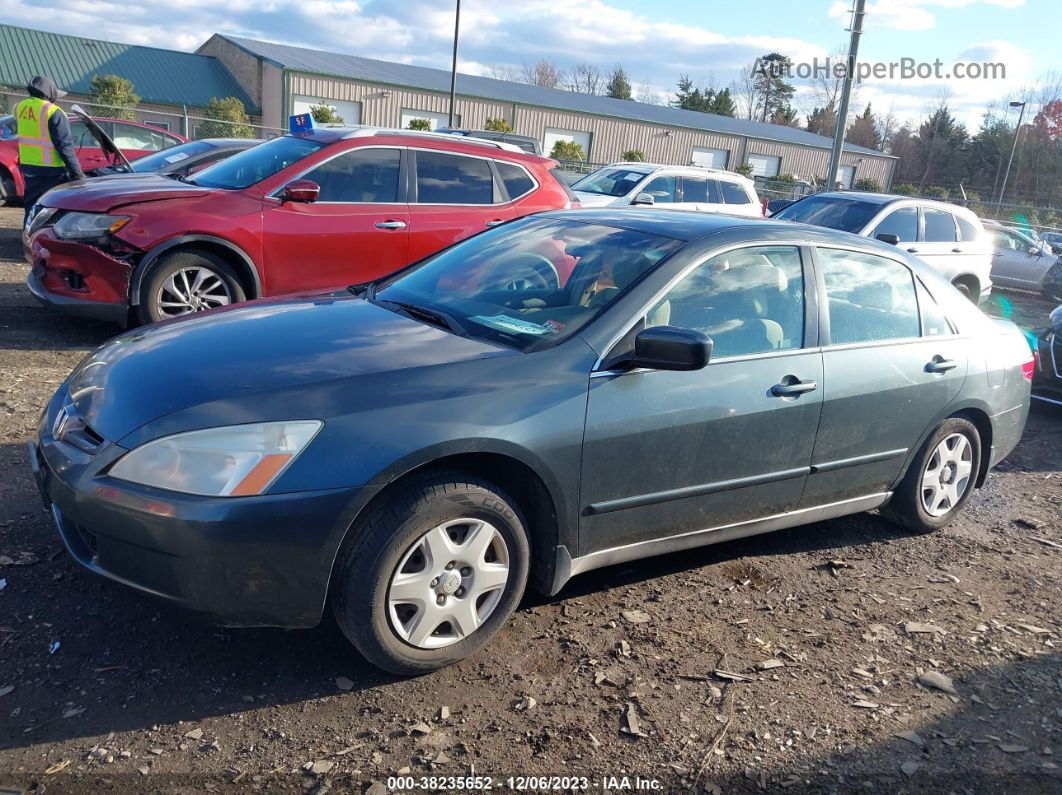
{"left": 882, "top": 417, "right": 981, "bottom": 533}
{"left": 0, "top": 168, "right": 17, "bottom": 206}
{"left": 332, "top": 472, "right": 530, "bottom": 675}
{"left": 137, "top": 249, "right": 245, "bottom": 325}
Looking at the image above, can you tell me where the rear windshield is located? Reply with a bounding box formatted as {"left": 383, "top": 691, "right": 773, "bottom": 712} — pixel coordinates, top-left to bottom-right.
{"left": 129, "top": 140, "right": 217, "bottom": 172}
{"left": 190, "top": 136, "right": 324, "bottom": 190}
{"left": 572, "top": 168, "right": 648, "bottom": 197}
{"left": 774, "top": 194, "right": 881, "bottom": 234}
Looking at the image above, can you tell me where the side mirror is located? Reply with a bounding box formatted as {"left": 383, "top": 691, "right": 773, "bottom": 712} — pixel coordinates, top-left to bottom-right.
{"left": 876, "top": 233, "right": 900, "bottom": 246}
{"left": 631, "top": 326, "right": 712, "bottom": 371}
{"left": 631, "top": 192, "right": 655, "bottom": 206}
{"left": 1028, "top": 246, "right": 1041, "bottom": 256}
{"left": 280, "top": 179, "right": 320, "bottom": 203}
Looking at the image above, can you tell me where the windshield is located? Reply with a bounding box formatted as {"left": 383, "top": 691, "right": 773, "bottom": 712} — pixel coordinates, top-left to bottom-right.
{"left": 774, "top": 194, "right": 881, "bottom": 233}
{"left": 190, "top": 136, "right": 323, "bottom": 189}
{"left": 375, "top": 218, "right": 683, "bottom": 352}
{"left": 128, "top": 140, "right": 217, "bottom": 172}
{"left": 571, "top": 168, "right": 649, "bottom": 197}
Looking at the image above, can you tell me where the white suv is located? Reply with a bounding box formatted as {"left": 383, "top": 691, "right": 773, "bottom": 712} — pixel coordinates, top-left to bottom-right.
{"left": 570, "top": 163, "right": 762, "bottom": 218}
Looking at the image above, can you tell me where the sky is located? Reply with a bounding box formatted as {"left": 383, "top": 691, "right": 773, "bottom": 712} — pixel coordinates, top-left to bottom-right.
{"left": 3, "top": 0, "right": 1060, "bottom": 132}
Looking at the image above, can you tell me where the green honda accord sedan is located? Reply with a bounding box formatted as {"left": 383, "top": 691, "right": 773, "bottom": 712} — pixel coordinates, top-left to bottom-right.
{"left": 31, "top": 210, "right": 1033, "bottom": 674}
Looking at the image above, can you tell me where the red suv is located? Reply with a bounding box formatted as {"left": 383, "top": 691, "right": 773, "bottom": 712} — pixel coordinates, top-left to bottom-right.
{"left": 23, "top": 127, "right": 577, "bottom": 325}
{"left": 1, "top": 113, "right": 186, "bottom": 203}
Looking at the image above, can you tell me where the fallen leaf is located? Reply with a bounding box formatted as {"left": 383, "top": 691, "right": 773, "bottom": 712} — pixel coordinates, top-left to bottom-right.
{"left": 621, "top": 609, "right": 651, "bottom": 624}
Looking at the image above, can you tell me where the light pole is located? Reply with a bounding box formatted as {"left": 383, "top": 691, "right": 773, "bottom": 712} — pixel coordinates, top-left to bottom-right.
{"left": 826, "top": 0, "right": 867, "bottom": 191}
{"left": 448, "top": 0, "right": 461, "bottom": 127}
{"left": 997, "top": 100, "right": 1026, "bottom": 207}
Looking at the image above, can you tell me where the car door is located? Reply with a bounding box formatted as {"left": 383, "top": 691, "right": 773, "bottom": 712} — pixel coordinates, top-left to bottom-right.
{"left": 634, "top": 174, "right": 679, "bottom": 208}
{"left": 907, "top": 205, "right": 962, "bottom": 280}
{"left": 406, "top": 149, "right": 515, "bottom": 263}
{"left": 679, "top": 176, "right": 726, "bottom": 214}
{"left": 719, "top": 179, "right": 759, "bottom": 217}
{"left": 990, "top": 229, "right": 1052, "bottom": 289}
{"left": 262, "top": 146, "right": 409, "bottom": 295}
{"left": 868, "top": 204, "right": 918, "bottom": 249}
{"left": 579, "top": 244, "right": 823, "bottom": 555}
{"left": 68, "top": 118, "right": 110, "bottom": 172}
{"left": 801, "top": 245, "right": 969, "bottom": 506}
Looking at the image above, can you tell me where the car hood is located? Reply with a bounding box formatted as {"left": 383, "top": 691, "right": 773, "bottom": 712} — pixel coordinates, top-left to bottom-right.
{"left": 40, "top": 173, "right": 213, "bottom": 212}
{"left": 65, "top": 295, "right": 514, "bottom": 442}
{"left": 572, "top": 191, "right": 624, "bottom": 207}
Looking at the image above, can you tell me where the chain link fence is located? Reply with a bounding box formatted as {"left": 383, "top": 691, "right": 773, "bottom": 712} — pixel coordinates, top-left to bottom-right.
{"left": 1, "top": 91, "right": 286, "bottom": 141}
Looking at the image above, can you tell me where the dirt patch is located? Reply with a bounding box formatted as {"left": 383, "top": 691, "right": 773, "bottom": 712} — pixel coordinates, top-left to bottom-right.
{"left": 0, "top": 206, "right": 1059, "bottom": 793}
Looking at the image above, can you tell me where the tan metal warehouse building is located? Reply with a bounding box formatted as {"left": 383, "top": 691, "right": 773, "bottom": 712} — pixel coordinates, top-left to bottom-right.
{"left": 198, "top": 34, "right": 896, "bottom": 188}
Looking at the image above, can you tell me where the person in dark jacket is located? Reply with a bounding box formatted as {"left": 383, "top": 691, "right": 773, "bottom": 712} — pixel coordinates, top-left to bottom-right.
{"left": 16, "top": 75, "right": 85, "bottom": 221}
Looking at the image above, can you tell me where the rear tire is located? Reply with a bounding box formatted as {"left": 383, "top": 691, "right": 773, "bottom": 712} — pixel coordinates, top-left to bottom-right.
{"left": 0, "top": 168, "right": 16, "bottom": 206}
{"left": 951, "top": 278, "right": 977, "bottom": 303}
{"left": 881, "top": 417, "right": 981, "bottom": 533}
{"left": 331, "top": 471, "right": 530, "bottom": 675}
{"left": 137, "top": 249, "right": 245, "bottom": 325}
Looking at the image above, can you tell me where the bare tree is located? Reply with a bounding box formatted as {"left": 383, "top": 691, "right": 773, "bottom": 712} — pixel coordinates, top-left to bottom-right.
{"left": 522, "top": 59, "right": 564, "bottom": 89}
{"left": 730, "top": 71, "right": 760, "bottom": 120}
{"left": 875, "top": 104, "right": 900, "bottom": 151}
{"left": 487, "top": 64, "right": 521, "bottom": 82}
{"left": 635, "top": 78, "right": 663, "bottom": 105}
{"left": 567, "top": 63, "right": 602, "bottom": 95}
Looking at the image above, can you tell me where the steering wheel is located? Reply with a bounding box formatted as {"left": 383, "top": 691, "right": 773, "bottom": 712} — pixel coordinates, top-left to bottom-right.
{"left": 483, "top": 253, "right": 560, "bottom": 292}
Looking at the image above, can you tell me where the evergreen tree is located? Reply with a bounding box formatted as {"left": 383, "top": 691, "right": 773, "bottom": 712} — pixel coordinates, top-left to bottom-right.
{"left": 707, "top": 88, "right": 736, "bottom": 117}
{"left": 751, "top": 53, "right": 795, "bottom": 123}
{"left": 605, "top": 65, "right": 632, "bottom": 100}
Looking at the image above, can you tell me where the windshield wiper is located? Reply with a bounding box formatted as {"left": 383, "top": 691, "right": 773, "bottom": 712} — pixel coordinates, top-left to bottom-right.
{"left": 346, "top": 281, "right": 373, "bottom": 297}
{"left": 379, "top": 299, "right": 467, "bottom": 337}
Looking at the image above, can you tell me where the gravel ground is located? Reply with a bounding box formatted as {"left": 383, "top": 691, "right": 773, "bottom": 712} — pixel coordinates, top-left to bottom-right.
{"left": 0, "top": 205, "right": 1059, "bottom": 794}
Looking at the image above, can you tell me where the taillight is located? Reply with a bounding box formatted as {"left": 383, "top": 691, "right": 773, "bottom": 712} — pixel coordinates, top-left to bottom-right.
{"left": 1022, "top": 352, "right": 1036, "bottom": 380}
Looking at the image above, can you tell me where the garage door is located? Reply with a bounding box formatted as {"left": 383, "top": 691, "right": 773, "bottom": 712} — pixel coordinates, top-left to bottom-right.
{"left": 747, "top": 154, "right": 781, "bottom": 177}
{"left": 400, "top": 109, "right": 458, "bottom": 131}
{"left": 691, "top": 146, "right": 729, "bottom": 169}
{"left": 292, "top": 96, "right": 362, "bottom": 125}
{"left": 543, "top": 127, "right": 592, "bottom": 159}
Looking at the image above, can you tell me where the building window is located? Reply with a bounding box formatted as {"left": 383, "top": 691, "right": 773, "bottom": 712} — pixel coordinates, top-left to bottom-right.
{"left": 400, "top": 108, "right": 457, "bottom": 131}
{"left": 691, "top": 146, "right": 729, "bottom": 169}
{"left": 292, "top": 96, "right": 362, "bottom": 125}
{"left": 746, "top": 153, "right": 781, "bottom": 178}
{"left": 543, "top": 127, "right": 591, "bottom": 159}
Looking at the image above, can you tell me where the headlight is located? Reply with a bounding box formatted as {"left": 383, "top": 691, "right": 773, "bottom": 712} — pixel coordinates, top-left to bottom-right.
{"left": 52, "top": 212, "right": 130, "bottom": 240}
{"left": 109, "top": 421, "right": 322, "bottom": 497}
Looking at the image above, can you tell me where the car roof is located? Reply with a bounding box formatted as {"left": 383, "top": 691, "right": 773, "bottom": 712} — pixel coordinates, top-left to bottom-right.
{"left": 594, "top": 162, "right": 752, "bottom": 182}
{"left": 285, "top": 126, "right": 549, "bottom": 162}
{"left": 797, "top": 191, "right": 982, "bottom": 220}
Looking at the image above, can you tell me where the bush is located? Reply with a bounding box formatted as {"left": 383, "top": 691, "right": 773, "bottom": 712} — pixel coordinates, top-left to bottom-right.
{"left": 621, "top": 149, "right": 646, "bottom": 162}
{"left": 891, "top": 182, "right": 918, "bottom": 196}
{"left": 734, "top": 163, "right": 754, "bottom": 178}
{"left": 198, "top": 97, "right": 254, "bottom": 139}
{"left": 310, "top": 104, "right": 343, "bottom": 124}
{"left": 90, "top": 74, "right": 139, "bottom": 121}
{"left": 407, "top": 118, "right": 432, "bottom": 131}
{"left": 853, "top": 177, "right": 882, "bottom": 192}
{"left": 550, "top": 140, "right": 586, "bottom": 161}
{"left": 484, "top": 117, "right": 512, "bottom": 133}
{"left": 921, "top": 185, "right": 951, "bottom": 200}
{"left": 773, "top": 173, "right": 798, "bottom": 185}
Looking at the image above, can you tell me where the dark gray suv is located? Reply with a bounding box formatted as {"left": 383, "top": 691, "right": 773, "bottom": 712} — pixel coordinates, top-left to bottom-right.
{"left": 31, "top": 210, "right": 1032, "bottom": 674}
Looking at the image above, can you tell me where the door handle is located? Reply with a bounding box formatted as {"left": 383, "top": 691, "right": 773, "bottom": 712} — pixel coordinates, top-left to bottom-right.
{"left": 485, "top": 219, "right": 505, "bottom": 227}
{"left": 951, "top": 247, "right": 962, "bottom": 253}
{"left": 374, "top": 220, "right": 407, "bottom": 230}
{"left": 925, "top": 358, "right": 958, "bottom": 374}
{"left": 771, "top": 379, "right": 817, "bottom": 397}
{"left": 906, "top": 247, "right": 919, "bottom": 253}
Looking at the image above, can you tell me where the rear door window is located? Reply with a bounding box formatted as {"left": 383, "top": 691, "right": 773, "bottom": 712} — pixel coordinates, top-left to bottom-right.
{"left": 922, "top": 208, "right": 958, "bottom": 242}
{"left": 955, "top": 215, "right": 981, "bottom": 242}
{"left": 681, "top": 177, "right": 708, "bottom": 203}
{"left": 720, "top": 181, "right": 752, "bottom": 204}
{"left": 818, "top": 247, "right": 920, "bottom": 344}
{"left": 415, "top": 150, "right": 495, "bottom": 204}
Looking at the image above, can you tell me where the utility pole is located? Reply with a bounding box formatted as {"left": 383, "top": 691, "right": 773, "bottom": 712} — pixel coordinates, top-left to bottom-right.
{"left": 997, "top": 100, "right": 1026, "bottom": 208}
{"left": 448, "top": 0, "right": 461, "bottom": 127}
{"left": 826, "top": 0, "right": 866, "bottom": 190}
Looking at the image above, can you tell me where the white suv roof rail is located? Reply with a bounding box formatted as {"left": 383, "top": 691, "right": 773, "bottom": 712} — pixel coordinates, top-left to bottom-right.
{"left": 342, "top": 127, "right": 524, "bottom": 153}
{"left": 605, "top": 161, "right": 747, "bottom": 179}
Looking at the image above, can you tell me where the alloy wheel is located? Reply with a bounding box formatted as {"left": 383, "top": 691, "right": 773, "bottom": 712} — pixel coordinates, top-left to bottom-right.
{"left": 920, "top": 432, "right": 974, "bottom": 517}
{"left": 387, "top": 518, "right": 510, "bottom": 649}
{"left": 156, "top": 266, "right": 233, "bottom": 318}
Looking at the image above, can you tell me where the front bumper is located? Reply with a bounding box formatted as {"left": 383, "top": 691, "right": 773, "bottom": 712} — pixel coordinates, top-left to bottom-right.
{"left": 24, "top": 226, "right": 134, "bottom": 325}
{"left": 29, "top": 407, "right": 372, "bottom": 628}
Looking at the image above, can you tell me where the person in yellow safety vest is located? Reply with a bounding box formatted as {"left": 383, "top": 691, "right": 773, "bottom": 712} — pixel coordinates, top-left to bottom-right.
{"left": 17, "top": 75, "right": 85, "bottom": 223}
